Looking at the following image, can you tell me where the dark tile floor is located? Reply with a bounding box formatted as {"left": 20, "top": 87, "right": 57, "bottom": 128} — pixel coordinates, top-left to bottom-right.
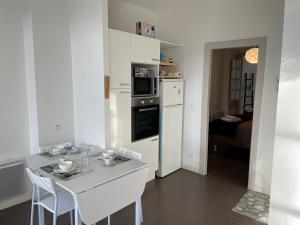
{"left": 0, "top": 149, "right": 262, "bottom": 225}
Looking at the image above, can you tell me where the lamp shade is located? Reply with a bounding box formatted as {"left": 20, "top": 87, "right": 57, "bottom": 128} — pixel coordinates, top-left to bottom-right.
{"left": 245, "top": 48, "right": 259, "bottom": 64}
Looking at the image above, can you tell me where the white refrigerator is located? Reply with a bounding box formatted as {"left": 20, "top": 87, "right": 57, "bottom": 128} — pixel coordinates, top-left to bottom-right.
{"left": 158, "top": 79, "right": 184, "bottom": 177}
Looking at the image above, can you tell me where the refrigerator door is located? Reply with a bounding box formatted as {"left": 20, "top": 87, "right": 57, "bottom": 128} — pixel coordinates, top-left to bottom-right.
{"left": 159, "top": 105, "right": 183, "bottom": 177}
{"left": 160, "top": 80, "right": 184, "bottom": 107}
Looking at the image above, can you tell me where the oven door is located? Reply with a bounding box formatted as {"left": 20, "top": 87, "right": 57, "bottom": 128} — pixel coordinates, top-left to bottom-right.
{"left": 132, "top": 105, "right": 159, "bottom": 141}
{"left": 133, "top": 77, "right": 155, "bottom": 96}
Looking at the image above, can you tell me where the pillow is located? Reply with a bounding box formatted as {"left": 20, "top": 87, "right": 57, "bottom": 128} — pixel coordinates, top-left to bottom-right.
{"left": 221, "top": 115, "right": 242, "bottom": 123}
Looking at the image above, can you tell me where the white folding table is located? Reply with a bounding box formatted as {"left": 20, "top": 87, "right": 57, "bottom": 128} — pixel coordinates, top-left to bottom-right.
{"left": 26, "top": 149, "right": 149, "bottom": 225}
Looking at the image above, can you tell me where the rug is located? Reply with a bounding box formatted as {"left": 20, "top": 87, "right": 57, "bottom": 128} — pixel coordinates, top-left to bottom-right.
{"left": 232, "top": 190, "right": 270, "bottom": 224}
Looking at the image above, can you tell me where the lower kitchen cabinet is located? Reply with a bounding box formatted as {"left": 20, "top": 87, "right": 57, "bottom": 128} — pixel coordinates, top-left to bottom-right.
{"left": 131, "top": 136, "right": 159, "bottom": 181}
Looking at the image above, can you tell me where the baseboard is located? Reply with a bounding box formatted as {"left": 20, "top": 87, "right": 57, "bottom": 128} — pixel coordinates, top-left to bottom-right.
{"left": 248, "top": 184, "right": 271, "bottom": 195}
{"left": 0, "top": 191, "right": 32, "bottom": 211}
{"left": 182, "top": 164, "right": 202, "bottom": 175}
{"left": 147, "top": 171, "right": 156, "bottom": 182}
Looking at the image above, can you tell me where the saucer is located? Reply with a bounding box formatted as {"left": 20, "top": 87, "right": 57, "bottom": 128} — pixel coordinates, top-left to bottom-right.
{"left": 53, "top": 164, "right": 77, "bottom": 174}
{"left": 67, "top": 147, "right": 81, "bottom": 155}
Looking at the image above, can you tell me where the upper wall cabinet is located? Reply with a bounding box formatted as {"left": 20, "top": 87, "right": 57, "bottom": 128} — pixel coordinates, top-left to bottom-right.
{"left": 131, "top": 34, "right": 160, "bottom": 65}
{"left": 109, "top": 29, "right": 131, "bottom": 89}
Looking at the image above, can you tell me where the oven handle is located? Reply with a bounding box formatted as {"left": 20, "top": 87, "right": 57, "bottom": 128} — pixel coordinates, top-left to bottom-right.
{"left": 138, "top": 107, "right": 158, "bottom": 112}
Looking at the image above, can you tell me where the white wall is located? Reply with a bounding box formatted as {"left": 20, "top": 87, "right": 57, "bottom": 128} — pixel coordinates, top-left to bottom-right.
{"left": 0, "top": 0, "right": 30, "bottom": 161}
{"left": 22, "top": 0, "right": 39, "bottom": 154}
{"left": 30, "top": 0, "right": 75, "bottom": 147}
{"left": 159, "top": 0, "right": 284, "bottom": 193}
{"left": 269, "top": 0, "right": 300, "bottom": 224}
{"left": 0, "top": 0, "right": 108, "bottom": 209}
{"left": 0, "top": 0, "right": 33, "bottom": 210}
{"left": 110, "top": 0, "right": 284, "bottom": 192}
{"left": 108, "top": 0, "right": 158, "bottom": 35}
{"left": 69, "top": 0, "right": 107, "bottom": 148}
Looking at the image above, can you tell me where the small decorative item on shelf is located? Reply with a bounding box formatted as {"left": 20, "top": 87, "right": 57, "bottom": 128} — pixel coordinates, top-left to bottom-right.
{"left": 160, "top": 70, "right": 183, "bottom": 79}
{"left": 160, "top": 52, "right": 164, "bottom": 61}
{"left": 169, "top": 58, "right": 173, "bottom": 63}
{"left": 173, "top": 72, "right": 183, "bottom": 78}
{"left": 136, "top": 22, "right": 155, "bottom": 38}
{"left": 160, "top": 60, "right": 177, "bottom": 67}
{"left": 167, "top": 71, "right": 173, "bottom": 77}
{"left": 160, "top": 70, "right": 167, "bottom": 77}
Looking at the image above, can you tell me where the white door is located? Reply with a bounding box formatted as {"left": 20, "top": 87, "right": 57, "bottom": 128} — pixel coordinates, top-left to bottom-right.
{"left": 161, "top": 80, "right": 184, "bottom": 106}
{"left": 109, "top": 29, "right": 131, "bottom": 89}
{"left": 131, "top": 34, "right": 160, "bottom": 65}
{"left": 159, "top": 105, "right": 183, "bottom": 177}
{"left": 109, "top": 89, "right": 131, "bottom": 149}
{"left": 131, "top": 136, "right": 159, "bottom": 181}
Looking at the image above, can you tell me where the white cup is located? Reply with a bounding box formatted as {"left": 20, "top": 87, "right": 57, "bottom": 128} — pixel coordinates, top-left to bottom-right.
{"left": 104, "top": 157, "right": 114, "bottom": 166}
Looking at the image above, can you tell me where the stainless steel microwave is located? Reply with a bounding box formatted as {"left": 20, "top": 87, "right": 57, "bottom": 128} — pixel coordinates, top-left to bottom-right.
{"left": 132, "top": 67, "right": 157, "bottom": 97}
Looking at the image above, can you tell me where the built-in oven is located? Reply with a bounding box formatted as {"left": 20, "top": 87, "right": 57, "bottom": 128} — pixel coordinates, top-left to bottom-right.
{"left": 132, "top": 66, "right": 157, "bottom": 97}
{"left": 132, "top": 97, "right": 160, "bottom": 142}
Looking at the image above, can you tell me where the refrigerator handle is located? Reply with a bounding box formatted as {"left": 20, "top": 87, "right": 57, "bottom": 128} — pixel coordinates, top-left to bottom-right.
{"left": 163, "top": 104, "right": 183, "bottom": 108}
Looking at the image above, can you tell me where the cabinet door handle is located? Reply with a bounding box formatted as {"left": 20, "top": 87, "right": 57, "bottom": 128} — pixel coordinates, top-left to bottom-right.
{"left": 152, "top": 58, "right": 160, "bottom": 62}
{"left": 139, "top": 107, "right": 157, "bottom": 112}
{"left": 120, "top": 83, "right": 130, "bottom": 86}
{"left": 120, "top": 91, "right": 130, "bottom": 94}
{"left": 151, "top": 138, "right": 159, "bottom": 142}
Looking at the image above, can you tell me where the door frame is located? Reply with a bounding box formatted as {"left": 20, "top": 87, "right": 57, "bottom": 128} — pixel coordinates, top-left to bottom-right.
{"left": 199, "top": 37, "right": 267, "bottom": 191}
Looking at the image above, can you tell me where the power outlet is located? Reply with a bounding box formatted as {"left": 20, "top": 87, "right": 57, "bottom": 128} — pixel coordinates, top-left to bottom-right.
{"left": 55, "top": 123, "right": 62, "bottom": 131}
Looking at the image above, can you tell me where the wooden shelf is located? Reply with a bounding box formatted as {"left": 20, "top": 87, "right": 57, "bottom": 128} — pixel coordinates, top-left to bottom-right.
{"left": 160, "top": 62, "right": 177, "bottom": 67}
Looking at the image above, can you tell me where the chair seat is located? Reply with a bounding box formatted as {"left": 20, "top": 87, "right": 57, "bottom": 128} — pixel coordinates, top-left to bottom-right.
{"left": 39, "top": 190, "right": 75, "bottom": 216}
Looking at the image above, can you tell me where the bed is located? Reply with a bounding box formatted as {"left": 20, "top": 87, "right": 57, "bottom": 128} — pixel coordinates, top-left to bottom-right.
{"left": 209, "top": 115, "right": 253, "bottom": 149}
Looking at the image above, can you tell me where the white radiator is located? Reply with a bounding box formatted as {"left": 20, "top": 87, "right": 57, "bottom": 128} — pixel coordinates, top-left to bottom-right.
{"left": 0, "top": 159, "right": 25, "bottom": 201}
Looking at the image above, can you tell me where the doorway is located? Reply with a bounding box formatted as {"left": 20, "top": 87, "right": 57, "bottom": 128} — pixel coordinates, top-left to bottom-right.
{"left": 208, "top": 47, "right": 257, "bottom": 187}
{"left": 199, "top": 38, "right": 267, "bottom": 191}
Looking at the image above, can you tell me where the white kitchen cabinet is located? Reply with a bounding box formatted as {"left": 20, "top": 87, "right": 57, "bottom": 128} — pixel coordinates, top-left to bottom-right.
{"left": 131, "top": 136, "right": 159, "bottom": 181}
{"left": 109, "top": 89, "right": 131, "bottom": 149}
{"left": 159, "top": 105, "right": 183, "bottom": 177}
{"left": 109, "top": 29, "right": 131, "bottom": 89}
{"left": 131, "top": 34, "right": 160, "bottom": 65}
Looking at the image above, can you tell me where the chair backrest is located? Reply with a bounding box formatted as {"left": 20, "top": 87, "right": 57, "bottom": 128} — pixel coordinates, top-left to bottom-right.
{"left": 39, "top": 142, "right": 72, "bottom": 153}
{"left": 26, "top": 168, "right": 56, "bottom": 195}
{"left": 119, "top": 148, "right": 142, "bottom": 160}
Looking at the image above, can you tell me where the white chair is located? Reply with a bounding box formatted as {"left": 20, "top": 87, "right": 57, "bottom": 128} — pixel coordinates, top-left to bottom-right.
{"left": 39, "top": 142, "right": 72, "bottom": 153}
{"left": 119, "top": 148, "right": 144, "bottom": 223}
{"left": 26, "top": 168, "right": 75, "bottom": 225}
{"left": 119, "top": 148, "right": 142, "bottom": 161}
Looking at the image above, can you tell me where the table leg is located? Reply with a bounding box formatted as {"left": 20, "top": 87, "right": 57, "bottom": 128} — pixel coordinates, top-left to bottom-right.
{"left": 108, "top": 215, "right": 111, "bottom": 225}
{"left": 135, "top": 201, "right": 141, "bottom": 225}
{"left": 74, "top": 201, "right": 82, "bottom": 225}
{"left": 37, "top": 187, "right": 45, "bottom": 225}
{"left": 137, "top": 198, "right": 143, "bottom": 223}
{"left": 38, "top": 206, "right": 45, "bottom": 225}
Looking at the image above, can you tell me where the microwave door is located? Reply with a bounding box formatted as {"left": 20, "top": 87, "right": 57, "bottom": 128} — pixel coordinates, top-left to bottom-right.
{"left": 134, "top": 77, "right": 151, "bottom": 96}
